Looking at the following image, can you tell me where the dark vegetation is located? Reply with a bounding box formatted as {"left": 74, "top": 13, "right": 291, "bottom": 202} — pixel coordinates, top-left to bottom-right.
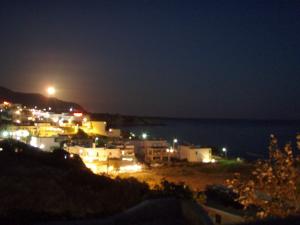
{"left": 239, "top": 216, "right": 300, "bottom": 225}
{"left": 204, "top": 185, "right": 243, "bottom": 210}
{"left": 0, "top": 140, "right": 151, "bottom": 224}
{"left": 0, "top": 139, "right": 196, "bottom": 225}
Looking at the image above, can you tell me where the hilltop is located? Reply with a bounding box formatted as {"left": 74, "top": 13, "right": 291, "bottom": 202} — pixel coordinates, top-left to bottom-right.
{"left": 0, "top": 87, "right": 85, "bottom": 112}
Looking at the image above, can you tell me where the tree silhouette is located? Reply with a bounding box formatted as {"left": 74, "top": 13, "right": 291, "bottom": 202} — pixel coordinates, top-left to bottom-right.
{"left": 227, "top": 135, "right": 299, "bottom": 219}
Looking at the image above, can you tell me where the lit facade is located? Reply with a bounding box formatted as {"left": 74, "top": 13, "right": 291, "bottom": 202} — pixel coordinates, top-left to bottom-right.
{"left": 178, "top": 145, "right": 212, "bottom": 163}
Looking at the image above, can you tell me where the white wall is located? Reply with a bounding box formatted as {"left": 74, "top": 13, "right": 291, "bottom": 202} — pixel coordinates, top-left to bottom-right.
{"left": 67, "top": 146, "right": 121, "bottom": 162}
{"left": 179, "top": 146, "right": 212, "bottom": 163}
{"left": 30, "top": 136, "right": 60, "bottom": 152}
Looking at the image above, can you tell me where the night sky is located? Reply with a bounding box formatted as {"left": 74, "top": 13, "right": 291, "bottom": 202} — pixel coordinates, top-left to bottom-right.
{"left": 0, "top": 0, "right": 299, "bottom": 119}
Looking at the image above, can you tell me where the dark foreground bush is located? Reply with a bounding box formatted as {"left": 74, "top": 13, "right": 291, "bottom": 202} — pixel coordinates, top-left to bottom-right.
{"left": 0, "top": 140, "right": 150, "bottom": 224}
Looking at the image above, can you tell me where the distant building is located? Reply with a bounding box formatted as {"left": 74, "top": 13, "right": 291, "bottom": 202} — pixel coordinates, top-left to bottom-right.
{"left": 81, "top": 120, "right": 107, "bottom": 136}
{"left": 107, "top": 128, "right": 121, "bottom": 138}
{"left": 129, "top": 139, "right": 172, "bottom": 163}
{"left": 30, "top": 136, "right": 60, "bottom": 152}
{"left": 3, "top": 123, "right": 64, "bottom": 140}
{"left": 179, "top": 145, "right": 212, "bottom": 163}
{"left": 66, "top": 144, "right": 140, "bottom": 174}
{"left": 67, "top": 145, "right": 122, "bottom": 162}
{"left": 115, "top": 144, "right": 136, "bottom": 161}
{"left": 34, "top": 122, "right": 64, "bottom": 137}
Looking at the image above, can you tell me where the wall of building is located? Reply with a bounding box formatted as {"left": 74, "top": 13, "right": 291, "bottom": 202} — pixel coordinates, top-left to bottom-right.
{"left": 30, "top": 136, "right": 60, "bottom": 152}
{"left": 179, "top": 146, "right": 212, "bottom": 163}
{"left": 203, "top": 205, "right": 244, "bottom": 225}
{"left": 129, "top": 140, "right": 170, "bottom": 163}
{"left": 81, "top": 121, "right": 107, "bottom": 136}
{"left": 107, "top": 128, "right": 121, "bottom": 138}
{"left": 91, "top": 121, "right": 107, "bottom": 135}
{"left": 67, "top": 146, "right": 122, "bottom": 162}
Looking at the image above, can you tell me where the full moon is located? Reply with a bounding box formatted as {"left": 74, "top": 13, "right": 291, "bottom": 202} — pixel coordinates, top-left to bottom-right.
{"left": 47, "top": 86, "right": 56, "bottom": 96}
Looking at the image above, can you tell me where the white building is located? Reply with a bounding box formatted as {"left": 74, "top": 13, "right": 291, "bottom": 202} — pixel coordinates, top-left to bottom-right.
{"left": 66, "top": 146, "right": 122, "bottom": 162}
{"left": 30, "top": 136, "right": 60, "bottom": 152}
{"left": 129, "top": 139, "right": 171, "bottom": 163}
{"left": 115, "top": 144, "right": 136, "bottom": 161}
{"left": 179, "top": 145, "right": 212, "bottom": 163}
{"left": 81, "top": 120, "right": 107, "bottom": 136}
{"left": 107, "top": 128, "right": 121, "bottom": 138}
{"left": 66, "top": 145, "right": 140, "bottom": 174}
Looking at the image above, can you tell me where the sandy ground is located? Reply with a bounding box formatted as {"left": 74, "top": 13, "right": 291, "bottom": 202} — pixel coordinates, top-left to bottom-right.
{"left": 118, "top": 163, "right": 238, "bottom": 191}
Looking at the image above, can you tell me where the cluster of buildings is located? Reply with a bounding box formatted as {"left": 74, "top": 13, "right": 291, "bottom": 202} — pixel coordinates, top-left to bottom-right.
{"left": 130, "top": 138, "right": 213, "bottom": 164}
{"left": 0, "top": 101, "right": 215, "bottom": 174}
{"left": 0, "top": 101, "right": 118, "bottom": 148}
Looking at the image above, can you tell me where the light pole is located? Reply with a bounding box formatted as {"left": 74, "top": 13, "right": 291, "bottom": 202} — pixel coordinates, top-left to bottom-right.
{"left": 166, "top": 148, "right": 170, "bottom": 164}
{"left": 222, "top": 147, "right": 227, "bottom": 158}
{"left": 173, "top": 138, "right": 178, "bottom": 150}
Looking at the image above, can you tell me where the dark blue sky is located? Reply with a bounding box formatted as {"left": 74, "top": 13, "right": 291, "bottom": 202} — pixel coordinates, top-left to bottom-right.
{"left": 0, "top": 0, "right": 299, "bottom": 119}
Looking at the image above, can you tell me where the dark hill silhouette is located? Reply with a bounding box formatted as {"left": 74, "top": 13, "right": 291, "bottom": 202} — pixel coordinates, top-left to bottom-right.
{"left": 0, "top": 139, "right": 150, "bottom": 224}
{"left": 0, "top": 86, "right": 85, "bottom": 112}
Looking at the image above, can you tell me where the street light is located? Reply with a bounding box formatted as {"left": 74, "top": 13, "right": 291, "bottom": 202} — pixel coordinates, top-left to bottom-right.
{"left": 142, "top": 133, "right": 147, "bottom": 139}
{"left": 222, "top": 147, "right": 227, "bottom": 158}
{"left": 173, "top": 138, "right": 178, "bottom": 150}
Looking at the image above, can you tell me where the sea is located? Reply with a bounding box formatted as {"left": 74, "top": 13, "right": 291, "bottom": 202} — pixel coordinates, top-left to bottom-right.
{"left": 123, "top": 119, "right": 300, "bottom": 160}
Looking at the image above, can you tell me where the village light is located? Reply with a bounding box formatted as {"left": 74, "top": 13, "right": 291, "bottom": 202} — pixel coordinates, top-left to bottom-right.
{"left": 222, "top": 147, "right": 227, "bottom": 158}
{"left": 2, "top": 131, "right": 9, "bottom": 137}
{"left": 173, "top": 138, "right": 178, "bottom": 150}
{"left": 142, "top": 133, "right": 147, "bottom": 139}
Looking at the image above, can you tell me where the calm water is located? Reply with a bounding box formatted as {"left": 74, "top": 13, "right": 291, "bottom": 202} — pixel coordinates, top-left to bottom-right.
{"left": 124, "top": 119, "right": 300, "bottom": 160}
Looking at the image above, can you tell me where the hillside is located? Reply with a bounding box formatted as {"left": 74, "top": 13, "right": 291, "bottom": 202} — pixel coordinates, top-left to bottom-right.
{"left": 0, "top": 87, "right": 85, "bottom": 112}
{"left": 0, "top": 140, "right": 150, "bottom": 224}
